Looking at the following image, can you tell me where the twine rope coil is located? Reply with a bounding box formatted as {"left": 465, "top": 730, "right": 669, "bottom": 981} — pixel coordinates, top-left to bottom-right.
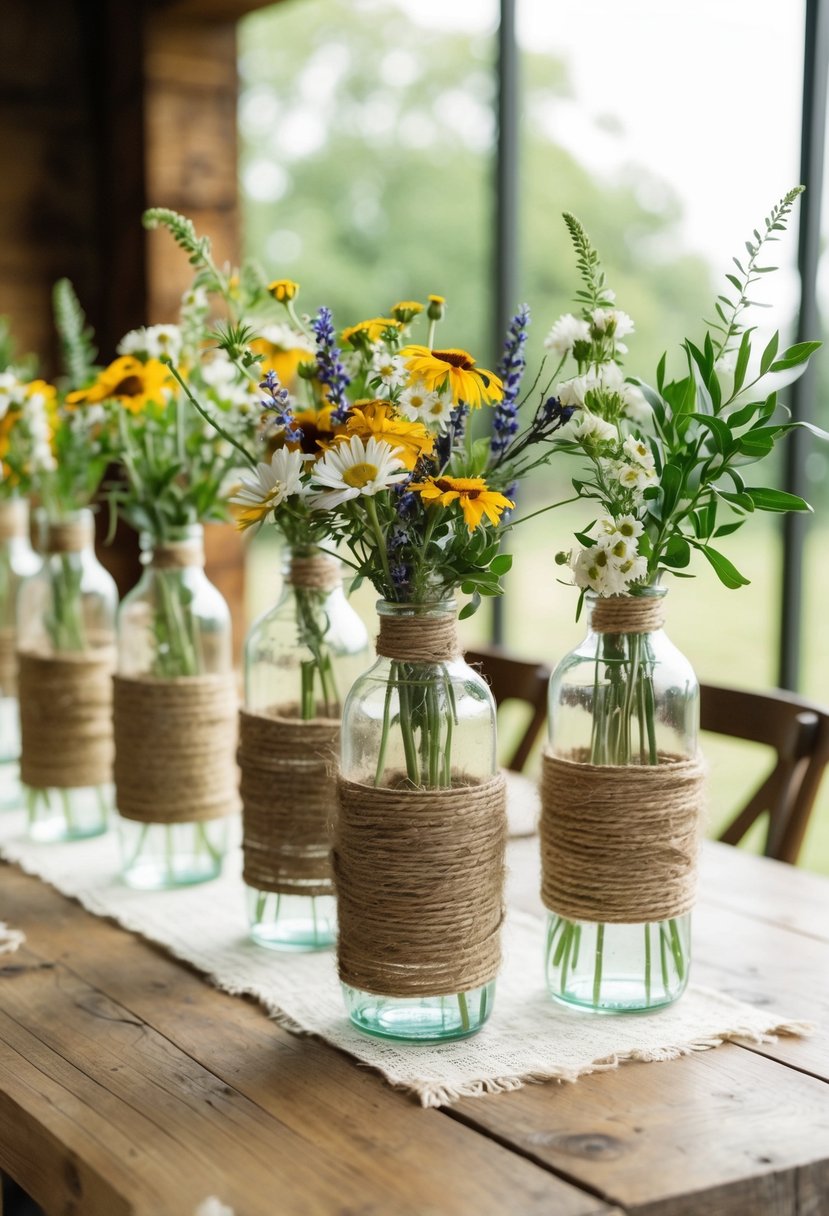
{"left": 43, "top": 518, "right": 93, "bottom": 555}
{"left": 591, "top": 595, "right": 666, "bottom": 634}
{"left": 0, "top": 500, "right": 26, "bottom": 542}
{"left": 334, "top": 772, "right": 508, "bottom": 997}
{"left": 375, "top": 612, "right": 460, "bottom": 664}
{"left": 239, "top": 705, "right": 340, "bottom": 896}
{"left": 150, "top": 541, "right": 205, "bottom": 570}
{"left": 18, "top": 645, "right": 115, "bottom": 788}
{"left": 113, "top": 674, "right": 240, "bottom": 824}
{"left": 540, "top": 749, "right": 705, "bottom": 924}
{"left": 0, "top": 630, "right": 16, "bottom": 696}
{"left": 286, "top": 554, "right": 341, "bottom": 592}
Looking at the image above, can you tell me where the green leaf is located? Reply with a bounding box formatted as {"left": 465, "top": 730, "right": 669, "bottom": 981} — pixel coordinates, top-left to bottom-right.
{"left": 459, "top": 590, "right": 482, "bottom": 620}
{"left": 661, "top": 535, "right": 691, "bottom": 568}
{"left": 731, "top": 329, "right": 753, "bottom": 396}
{"left": 759, "top": 331, "right": 779, "bottom": 376}
{"left": 714, "top": 520, "right": 745, "bottom": 538}
{"left": 691, "top": 414, "right": 733, "bottom": 454}
{"left": 745, "top": 487, "right": 812, "bottom": 513}
{"left": 489, "top": 553, "right": 513, "bottom": 575}
{"left": 659, "top": 462, "right": 684, "bottom": 520}
{"left": 717, "top": 489, "right": 755, "bottom": 512}
{"left": 701, "top": 545, "right": 751, "bottom": 589}
{"left": 768, "top": 340, "right": 822, "bottom": 372}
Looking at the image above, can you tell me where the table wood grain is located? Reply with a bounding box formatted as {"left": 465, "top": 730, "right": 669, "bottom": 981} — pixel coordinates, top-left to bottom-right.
{"left": 2, "top": 840, "right": 828, "bottom": 1216}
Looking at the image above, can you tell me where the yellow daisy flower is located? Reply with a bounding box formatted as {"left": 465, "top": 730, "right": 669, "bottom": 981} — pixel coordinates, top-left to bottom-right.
{"left": 400, "top": 346, "right": 503, "bottom": 409}
{"left": 341, "top": 317, "right": 402, "bottom": 347}
{"left": 340, "top": 400, "right": 434, "bottom": 470}
{"left": 410, "top": 475, "right": 514, "bottom": 533}
{"left": 65, "top": 356, "right": 171, "bottom": 414}
{"left": 391, "top": 300, "right": 423, "bottom": 323}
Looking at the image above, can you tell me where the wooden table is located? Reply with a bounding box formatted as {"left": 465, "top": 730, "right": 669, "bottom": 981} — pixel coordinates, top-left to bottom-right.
{"left": 2, "top": 840, "right": 828, "bottom": 1216}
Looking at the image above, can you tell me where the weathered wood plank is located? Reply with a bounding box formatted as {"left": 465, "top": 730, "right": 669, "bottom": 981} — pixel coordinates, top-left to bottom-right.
{"left": 450, "top": 1045, "right": 829, "bottom": 1216}
{"left": 698, "top": 840, "right": 829, "bottom": 943}
{"left": 1, "top": 865, "right": 612, "bottom": 1216}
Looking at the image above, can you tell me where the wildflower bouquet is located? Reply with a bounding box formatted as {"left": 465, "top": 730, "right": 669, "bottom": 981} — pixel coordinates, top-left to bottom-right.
{"left": 538, "top": 189, "right": 823, "bottom": 1013}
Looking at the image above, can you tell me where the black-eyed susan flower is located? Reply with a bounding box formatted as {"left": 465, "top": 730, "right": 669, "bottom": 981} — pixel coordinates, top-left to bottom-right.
{"left": 410, "top": 475, "right": 514, "bottom": 533}
{"left": 400, "top": 346, "right": 503, "bottom": 409}
{"left": 65, "top": 356, "right": 171, "bottom": 413}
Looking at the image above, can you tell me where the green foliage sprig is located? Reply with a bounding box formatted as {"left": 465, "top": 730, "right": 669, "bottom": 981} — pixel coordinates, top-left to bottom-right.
{"left": 53, "top": 279, "right": 98, "bottom": 387}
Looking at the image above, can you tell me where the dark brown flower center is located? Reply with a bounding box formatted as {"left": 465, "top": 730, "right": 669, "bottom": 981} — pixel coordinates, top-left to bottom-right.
{"left": 112, "top": 375, "right": 144, "bottom": 397}
{"left": 436, "top": 478, "right": 480, "bottom": 499}
{"left": 433, "top": 350, "right": 474, "bottom": 370}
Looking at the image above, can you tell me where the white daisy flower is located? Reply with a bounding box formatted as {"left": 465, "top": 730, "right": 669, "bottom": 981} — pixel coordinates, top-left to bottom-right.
{"left": 118, "top": 324, "right": 183, "bottom": 364}
{"left": 544, "top": 313, "right": 591, "bottom": 358}
{"left": 230, "top": 448, "right": 305, "bottom": 528}
{"left": 623, "top": 435, "right": 654, "bottom": 468}
{"left": 399, "top": 381, "right": 453, "bottom": 430}
{"left": 371, "top": 352, "right": 407, "bottom": 393}
{"left": 259, "top": 322, "right": 315, "bottom": 356}
{"left": 309, "top": 434, "right": 408, "bottom": 511}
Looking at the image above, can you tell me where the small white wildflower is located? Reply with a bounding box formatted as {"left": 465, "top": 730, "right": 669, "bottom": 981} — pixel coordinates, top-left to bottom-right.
{"left": 619, "top": 381, "right": 651, "bottom": 423}
{"left": 622, "top": 435, "right": 654, "bottom": 468}
{"left": 591, "top": 307, "right": 634, "bottom": 339}
{"left": 572, "top": 413, "right": 617, "bottom": 445}
{"left": 118, "top": 324, "right": 183, "bottom": 363}
{"left": 370, "top": 351, "right": 407, "bottom": 393}
{"left": 398, "top": 381, "right": 453, "bottom": 429}
{"left": 259, "top": 322, "right": 314, "bottom": 356}
{"left": 618, "top": 463, "right": 657, "bottom": 492}
{"left": 544, "top": 313, "right": 591, "bottom": 358}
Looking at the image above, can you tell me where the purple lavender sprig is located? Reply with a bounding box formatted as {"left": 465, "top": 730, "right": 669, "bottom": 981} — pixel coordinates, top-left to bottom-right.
{"left": 260, "top": 371, "right": 302, "bottom": 442}
{"left": 311, "top": 306, "right": 351, "bottom": 422}
{"left": 490, "top": 304, "right": 530, "bottom": 460}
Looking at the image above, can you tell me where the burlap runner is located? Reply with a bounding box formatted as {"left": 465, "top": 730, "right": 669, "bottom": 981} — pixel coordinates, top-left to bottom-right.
{"left": 334, "top": 772, "right": 508, "bottom": 997}
{"left": 18, "top": 646, "right": 115, "bottom": 788}
{"left": 239, "top": 705, "right": 340, "bottom": 896}
{"left": 113, "top": 674, "right": 240, "bottom": 824}
{"left": 540, "top": 749, "right": 705, "bottom": 924}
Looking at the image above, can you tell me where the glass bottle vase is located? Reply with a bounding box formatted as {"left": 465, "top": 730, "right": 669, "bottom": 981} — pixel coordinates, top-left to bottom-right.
{"left": 242, "top": 548, "right": 369, "bottom": 949}
{"left": 0, "top": 499, "right": 40, "bottom": 800}
{"left": 337, "top": 599, "right": 506, "bottom": 1042}
{"left": 16, "top": 509, "right": 118, "bottom": 841}
{"left": 115, "top": 526, "right": 235, "bottom": 888}
{"left": 542, "top": 586, "right": 700, "bottom": 1012}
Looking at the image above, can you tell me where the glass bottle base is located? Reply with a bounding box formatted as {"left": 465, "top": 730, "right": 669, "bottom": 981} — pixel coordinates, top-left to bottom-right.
{"left": 343, "top": 981, "right": 496, "bottom": 1042}
{"left": 118, "top": 818, "right": 228, "bottom": 890}
{"left": 545, "top": 913, "right": 691, "bottom": 1013}
{"left": 246, "top": 888, "right": 336, "bottom": 951}
{"left": 25, "top": 785, "right": 110, "bottom": 842}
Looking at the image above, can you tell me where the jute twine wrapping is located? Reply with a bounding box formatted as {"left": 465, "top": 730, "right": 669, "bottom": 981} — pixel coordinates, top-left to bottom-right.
{"left": 540, "top": 748, "right": 705, "bottom": 924}
{"left": 334, "top": 773, "right": 508, "bottom": 997}
{"left": 286, "top": 553, "right": 341, "bottom": 592}
{"left": 113, "top": 674, "right": 240, "bottom": 824}
{"left": 18, "top": 645, "right": 115, "bottom": 788}
{"left": 150, "top": 541, "right": 205, "bottom": 570}
{"left": 591, "top": 595, "right": 666, "bottom": 634}
{"left": 375, "top": 613, "right": 461, "bottom": 664}
{"left": 0, "top": 500, "right": 26, "bottom": 542}
{"left": 43, "top": 518, "right": 93, "bottom": 555}
{"left": 0, "top": 630, "right": 17, "bottom": 696}
{"left": 239, "top": 705, "right": 340, "bottom": 896}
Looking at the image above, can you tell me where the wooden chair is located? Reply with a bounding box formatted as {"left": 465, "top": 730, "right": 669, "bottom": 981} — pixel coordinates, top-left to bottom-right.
{"left": 703, "top": 683, "right": 829, "bottom": 865}
{"left": 465, "top": 646, "right": 552, "bottom": 772}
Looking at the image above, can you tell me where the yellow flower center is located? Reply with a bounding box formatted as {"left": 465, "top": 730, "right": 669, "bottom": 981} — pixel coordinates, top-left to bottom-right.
{"left": 429, "top": 402, "right": 445, "bottom": 416}
{"left": 343, "top": 462, "right": 379, "bottom": 488}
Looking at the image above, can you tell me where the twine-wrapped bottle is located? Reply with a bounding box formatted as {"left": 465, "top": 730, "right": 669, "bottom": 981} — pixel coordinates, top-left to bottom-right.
{"left": 114, "top": 525, "right": 238, "bottom": 889}
{"left": 17, "top": 509, "right": 118, "bottom": 841}
{"left": 240, "top": 548, "right": 368, "bottom": 949}
{"left": 334, "top": 599, "right": 507, "bottom": 1042}
{"left": 540, "top": 586, "right": 703, "bottom": 1012}
{"left": 0, "top": 499, "right": 40, "bottom": 782}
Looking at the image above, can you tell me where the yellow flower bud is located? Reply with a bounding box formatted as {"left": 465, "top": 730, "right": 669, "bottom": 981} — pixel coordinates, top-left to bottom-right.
{"left": 268, "top": 279, "right": 299, "bottom": 303}
{"left": 391, "top": 300, "right": 423, "bottom": 324}
{"left": 427, "top": 294, "right": 446, "bottom": 321}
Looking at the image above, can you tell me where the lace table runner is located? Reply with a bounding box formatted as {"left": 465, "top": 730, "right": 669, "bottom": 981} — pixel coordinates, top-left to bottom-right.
{"left": 0, "top": 770, "right": 808, "bottom": 1106}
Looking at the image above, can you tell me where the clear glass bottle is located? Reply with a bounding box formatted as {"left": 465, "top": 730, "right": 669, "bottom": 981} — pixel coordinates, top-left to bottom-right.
{"left": 17, "top": 509, "right": 118, "bottom": 840}
{"left": 116, "top": 525, "right": 233, "bottom": 888}
{"left": 339, "top": 599, "right": 501, "bottom": 1042}
{"left": 0, "top": 499, "right": 40, "bottom": 788}
{"left": 544, "top": 586, "right": 698, "bottom": 1012}
{"left": 243, "top": 548, "right": 369, "bottom": 949}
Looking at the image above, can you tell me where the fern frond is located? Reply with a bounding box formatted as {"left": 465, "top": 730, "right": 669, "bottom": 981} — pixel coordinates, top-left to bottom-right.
{"left": 52, "top": 278, "right": 97, "bottom": 384}
{"left": 562, "top": 212, "right": 609, "bottom": 312}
